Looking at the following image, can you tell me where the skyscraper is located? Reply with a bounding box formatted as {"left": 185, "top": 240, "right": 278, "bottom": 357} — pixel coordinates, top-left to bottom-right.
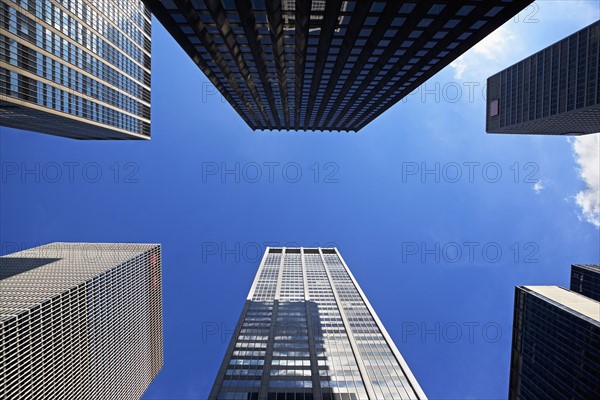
{"left": 0, "top": 242, "right": 163, "bottom": 399}
{"left": 0, "top": 0, "right": 152, "bottom": 139}
{"left": 508, "top": 285, "right": 600, "bottom": 399}
{"left": 487, "top": 21, "right": 600, "bottom": 135}
{"left": 143, "top": 0, "right": 532, "bottom": 131}
{"left": 210, "top": 247, "right": 426, "bottom": 400}
{"left": 570, "top": 264, "right": 600, "bottom": 302}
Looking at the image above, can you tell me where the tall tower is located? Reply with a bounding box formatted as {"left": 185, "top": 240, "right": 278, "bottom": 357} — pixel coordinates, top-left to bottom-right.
{"left": 0, "top": 0, "right": 152, "bottom": 139}
{"left": 508, "top": 266, "right": 600, "bottom": 399}
{"left": 210, "top": 247, "right": 426, "bottom": 400}
{"left": 0, "top": 242, "right": 163, "bottom": 399}
{"left": 570, "top": 264, "right": 600, "bottom": 302}
{"left": 142, "top": 0, "right": 533, "bottom": 131}
{"left": 486, "top": 21, "right": 600, "bottom": 135}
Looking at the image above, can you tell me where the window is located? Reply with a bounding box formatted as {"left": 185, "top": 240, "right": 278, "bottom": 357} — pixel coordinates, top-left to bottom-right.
{"left": 490, "top": 99, "right": 499, "bottom": 116}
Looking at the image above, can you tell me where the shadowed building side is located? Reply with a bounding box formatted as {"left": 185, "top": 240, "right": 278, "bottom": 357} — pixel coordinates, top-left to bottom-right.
{"left": 143, "top": 0, "right": 533, "bottom": 132}
{"left": 487, "top": 21, "right": 599, "bottom": 136}
{"left": 508, "top": 285, "right": 600, "bottom": 399}
{"left": 570, "top": 264, "right": 600, "bottom": 302}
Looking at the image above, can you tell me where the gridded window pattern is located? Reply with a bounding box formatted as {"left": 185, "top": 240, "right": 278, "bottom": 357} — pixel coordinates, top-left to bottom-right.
{"left": 144, "top": 0, "right": 532, "bottom": 131}
{"left": 0, "top": 242, "right": 163, "bottom": 399}
{"left": 508, "top": 286, "right": 600, "bottom": 399}
{"left": 210, "top": 248, "right": 425, "bottom": 400}
{"left": 570, "top": 264, "right": 600, "bottom": 302}
{"left": 487, "top": 21, "right": 600, "bottom": 135}
{"left": 0, "top": 0, "right": 151, "bottom": 139}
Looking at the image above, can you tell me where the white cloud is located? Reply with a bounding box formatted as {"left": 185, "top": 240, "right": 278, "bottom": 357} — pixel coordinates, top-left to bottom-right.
{"left": 572, "top": 134, "right": 600, "bottom": 227}
{"left": 450, "top": 22, "right": 522, "bottom": 83}
{"left": 533, "top": 181, "right": 545, "bottom": 194}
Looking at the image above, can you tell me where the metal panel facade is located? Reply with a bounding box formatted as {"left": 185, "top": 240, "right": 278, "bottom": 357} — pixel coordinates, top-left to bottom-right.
{"left": 0, "top": 242, "right": 163, "bottom": 399}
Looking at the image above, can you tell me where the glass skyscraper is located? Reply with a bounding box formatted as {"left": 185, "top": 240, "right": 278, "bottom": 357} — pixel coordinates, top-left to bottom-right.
{"left": 487, "top": 21, "right": 599, "bottom": 135}
{"left": 0, "top": 0, "right": 151, "bottom": 139}
{"left": 0, "top": 242, "right": 163, "bottom": 399}
{"left": 143, "top": 0, "right": 532, "bottom": 131}
{"left": 509, "top": 283, "right": 600, "bottom": 399}
{"left": 210, "top": 247, "right": 426, "bottom": 400}
{"left": 570, "top": 264, "right": 600, "bottom": 302}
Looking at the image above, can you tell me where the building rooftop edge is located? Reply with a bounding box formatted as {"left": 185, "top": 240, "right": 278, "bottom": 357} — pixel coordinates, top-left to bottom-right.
{"left": 487, "top": 20, "right": 599, "bottom": 79}
{"left": 521, "top": 285, "right": 600, "bottom": 324}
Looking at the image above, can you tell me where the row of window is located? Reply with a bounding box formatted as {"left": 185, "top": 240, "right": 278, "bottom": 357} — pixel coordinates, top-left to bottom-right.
{"left": 52, "top": 0, "right": 151, "bottom": 51}
{"left": 2, "top": 5, "right": 150, "bottom": 96}
{"left": 3, "top": 38, "right": 149, "bottom": 116}
{"left": 495, "top": 27, "right": 599, "bottom": 127}
{"left": 167, "top": 1, "right": 511, "bottom": 130}
{"left": 0, "top": 68, "right": 148, "bottom": 134}
{"left": 4, "top": 2, "right": 149, "bottom": 85}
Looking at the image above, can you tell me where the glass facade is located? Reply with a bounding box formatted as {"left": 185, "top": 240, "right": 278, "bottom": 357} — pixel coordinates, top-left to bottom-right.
{"left": 0, "top": 242, "right": 163, "bottom": 399}
{"left": 0, "top": 0, "right": 151, "bottom": 139}
{"left": 509, "top": 286, "right": 600, "bottom": 399}
{"left": 487, "top": 21, "right": 600, "bottom": 135}
{"left": 570, "top": 264, "right": 600, "bottom": 302}
{"left": 210, "top": 247, "right": 426, "bottom": 400}
{"left": 144, "top": 0, "right": 532, "bottom": 131}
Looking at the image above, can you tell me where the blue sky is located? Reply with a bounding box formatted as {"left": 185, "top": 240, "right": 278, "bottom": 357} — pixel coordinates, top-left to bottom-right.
{"left": 1, "top": 1, "right": 599, "bottom": 398}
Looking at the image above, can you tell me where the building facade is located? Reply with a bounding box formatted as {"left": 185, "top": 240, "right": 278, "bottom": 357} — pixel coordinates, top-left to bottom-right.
{"left": 487, "top": 21, "right": 599, "bottom": 135}
{"left": 508, "top": 285, "right": 600, "bottom": 399}
{"left": 0, "top": 242, "right": 163, "bottom": 399}
{"left": 210, "top": 247, "right": 426, "bottom": 400}
{"left": 0, "top": 0, "right": 152, "bottom": 139}
{"left": 570, "top": 264, "right": 600, "bottom": 302}
{"left": 143, "top": 0, "right": 532, "bottom": 131}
